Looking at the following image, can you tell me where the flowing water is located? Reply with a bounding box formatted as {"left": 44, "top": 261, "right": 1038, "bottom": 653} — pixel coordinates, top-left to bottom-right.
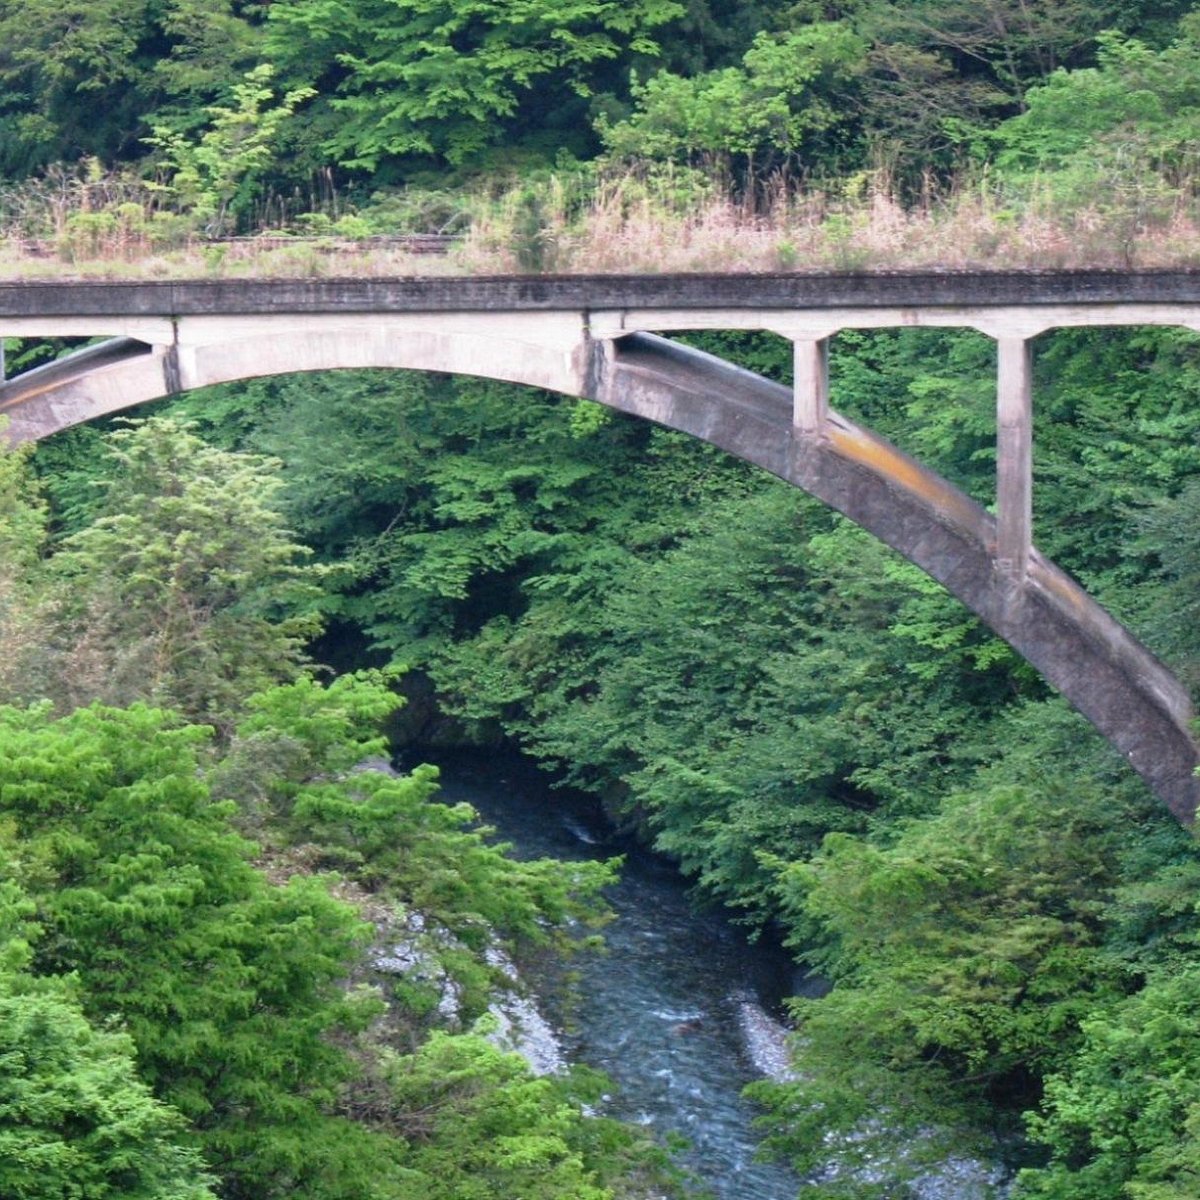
{"left": 414, "top": 750, "right": 804, "bottom": 1200}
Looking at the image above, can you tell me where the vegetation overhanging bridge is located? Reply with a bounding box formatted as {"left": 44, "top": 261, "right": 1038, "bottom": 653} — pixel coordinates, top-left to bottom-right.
{"left": 1, "top": 271, "right": 1198, "bottom": 823}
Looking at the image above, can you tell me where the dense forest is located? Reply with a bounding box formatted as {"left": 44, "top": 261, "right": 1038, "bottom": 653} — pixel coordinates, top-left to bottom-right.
{"left": 5, "top": 2, "right": 1200, "bottom": 1198}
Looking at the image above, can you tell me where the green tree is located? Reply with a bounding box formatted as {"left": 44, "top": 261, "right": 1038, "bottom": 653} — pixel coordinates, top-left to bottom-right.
{"left": 598, "top": 23, "right": 866, "bottom": 176}
{"left": 1131, "top": 478, "right": 1200, "bottom": 686}
{"left": 382, "top": 1033, "right": 611, "bottom": 1200}
{"left": 749, "top": 703, "right": 1181, "bottom": 1192}
{"left": 0, "top": 0, "right": 264, "bottom": 175}
{"left": 1017, "top": 967, "right": 1200, "bottom": 1199}
{"left": 653, "top": 0, "right": 783, "bottom": 74}
{"left": 265, "top": 0, "right": 684, "bottom": 171}
{"left": 215, "top": 672, "right": 616, "bottom": 1019}
{"left": 44, "top": 416, "right": 323, "bottom": 730}
{"left": 432, "top": 487, "right": 1022, "bottom": 919}
{"left": 145, "top": 64, "right": 315, "bottom": 235}
{"left": 0, "top": 0, "right": 146, "bottom": 172}
{"left": 860, "top": 0, "right": 1114, "bottom": 103}
{"left": 0, "top": 989, "right": 217, "bottom": 1200}
{"left": 984, "top": 21, "right": 1200, "bottom": 250}
{"left": 838, "top": 0, "right": 1196, "bottom": 177}
{"left": 0, "top": 684, "right": 673, "bottom": 1200}
{"left": 169, "top": 368, "right": 726, "bottom": 662}
{"left": 0, "top": 881, "right": 217, "bottom": 1200}
{"left": 1028, "top": 327, "right": 1200, "bottom": 610}
{"left": 150, "top": 0, "right": 267, "bottom": 129}
{"left": 0, "top": 438, "right": 48, "bottom": 703}
{"left": 156, "top": 348, "right": 1031, "bottom": 927}
{"left": 991, "top": 22, "right": 1200, "bottom": 176}
{"left": 0, "top": 701, "right": 406, "bottom": 1200}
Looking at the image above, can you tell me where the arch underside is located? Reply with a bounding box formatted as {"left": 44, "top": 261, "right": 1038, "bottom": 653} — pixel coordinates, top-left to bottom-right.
{"left": 2, "top": 328, "right": 1196, "bottom": 822}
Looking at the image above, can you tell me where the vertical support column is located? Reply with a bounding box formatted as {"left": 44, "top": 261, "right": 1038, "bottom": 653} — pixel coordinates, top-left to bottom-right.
{"left": 0, "top": 338, "right": 6, "bottom": 383}
{"left": 996, "top": 336, "right": 1033, "bottom": 580}
{"left": 793, "top": 337, "right": 830, "bottom": 434}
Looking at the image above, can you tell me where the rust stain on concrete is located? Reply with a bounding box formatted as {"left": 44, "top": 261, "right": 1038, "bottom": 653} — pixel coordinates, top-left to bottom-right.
{"left": 825, "top": 422, "right": 987, "bottom": 534}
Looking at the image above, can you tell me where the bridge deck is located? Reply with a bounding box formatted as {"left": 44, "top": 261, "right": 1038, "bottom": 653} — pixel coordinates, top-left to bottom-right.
{"left": 4, "top": 270, "right": 1200, "bottom": 316}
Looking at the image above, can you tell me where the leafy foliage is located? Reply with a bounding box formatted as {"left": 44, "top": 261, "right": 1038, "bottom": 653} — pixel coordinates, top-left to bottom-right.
{"left": 266, "top": 0, "right": 684, "bottom": 170}
{"left": 439, "top": 487, "right": 1022, "bottom": 918}
{"left": 843, "top": 0, "right": 1184, "bottom": 176}
{"left": 145, "top": 65, "right": 315, "bottom": 235}
{"left": 0, "top": 882, "right": 216, "bottom": 1200}
{"left": 43, "top": 416, "right": 323, "bottom": 729}
{"left": 380, "top": 1034, "right": 617, "bottom": 1200}
{"left": 0, "top": 701, "right": 401, "bottom": 1199}
{"left": 0, "top": 440, "right": 49, "bottom": 702}
{"left": 0, "top": 0, "right": 264, "bottom": 174}
{"left": 991, "top": 24, "right": 1200, "bottom": 178}
{"left": 1017, "top": 967, "right": 1200, "bottom": 1199}
{"left": 223, "top": 671, "right": 618, "bottom": 958}
{"left": 0, "top": 687, "right": 654, "bottom": 1200}
{"left": 599, "top": 23, "right": 866, "bottom": 172}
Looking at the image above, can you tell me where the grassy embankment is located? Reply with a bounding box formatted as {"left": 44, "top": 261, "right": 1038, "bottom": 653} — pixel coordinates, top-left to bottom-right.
{"left": 4, "top": 166, "right": 1200, "bottom": 278}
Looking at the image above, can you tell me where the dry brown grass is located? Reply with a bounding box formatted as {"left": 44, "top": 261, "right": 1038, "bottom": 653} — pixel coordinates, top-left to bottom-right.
{"left": 5, "top": 168, "right": 1200, "bottom": 278}
{"left": 0, "top": 235, "right": 464, "bottom": 280}
{"left": 455, "top": 170, "right": 1200, "bottom": 274}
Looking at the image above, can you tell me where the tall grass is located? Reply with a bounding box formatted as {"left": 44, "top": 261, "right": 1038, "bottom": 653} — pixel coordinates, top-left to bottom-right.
{"left": 0, "top": 161, "right": 462, "bottom": 278}
{"left": 454, "top": 165, "right": 1200, "bottom": 273}
{"left": 4, "top": 161, "right": 1200, "bottom": 278}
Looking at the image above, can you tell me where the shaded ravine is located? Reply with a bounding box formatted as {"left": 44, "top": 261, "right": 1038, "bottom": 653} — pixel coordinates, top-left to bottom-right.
{"left": 413, "top": 749, "right": 803, "bottom": 1200}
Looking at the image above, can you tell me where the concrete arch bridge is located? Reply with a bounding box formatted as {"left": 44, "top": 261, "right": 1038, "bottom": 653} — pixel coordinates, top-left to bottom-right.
{"left": 2, "top": 272, "right": 1198, "bottom": 822}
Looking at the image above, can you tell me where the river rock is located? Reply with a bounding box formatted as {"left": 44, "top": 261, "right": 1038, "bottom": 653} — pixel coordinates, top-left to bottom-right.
{"left": 734, "top": 995, "right": 797, "bottom": 1082}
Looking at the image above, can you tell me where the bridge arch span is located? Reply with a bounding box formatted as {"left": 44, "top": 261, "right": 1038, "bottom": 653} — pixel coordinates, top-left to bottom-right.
{"left": 1, "top": 284, "right": 1196, "bottom": 823}
{"left": 0, "top": 317, "right": 591, "bottom": 437}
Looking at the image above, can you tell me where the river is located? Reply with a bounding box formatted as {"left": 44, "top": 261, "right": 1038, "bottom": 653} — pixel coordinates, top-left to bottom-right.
{"left": 410, "top": 750, "right": 1008, "bottom": 1200}
{"left": 413, "top": 749, "right": 804, "bottom": 1200}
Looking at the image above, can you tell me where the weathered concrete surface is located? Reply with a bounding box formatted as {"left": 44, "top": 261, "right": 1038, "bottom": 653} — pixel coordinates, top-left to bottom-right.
{"left": 4, "top": 270, "right": 1200, "bottom": 316}
{"left": 996, "top": 337, "right": 1033, "bottom": 579}
{"left": 0, "top": 314, "right": 590, "bottom": 441}
{"left": 0, "top": 339, "right": 171, "bottom": 441}
{"left": 593, "top": 334, "right": 1200, "bottom": 824}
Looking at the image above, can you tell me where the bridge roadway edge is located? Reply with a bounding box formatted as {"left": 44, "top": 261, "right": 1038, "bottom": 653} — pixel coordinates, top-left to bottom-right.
{"left": 5, "top": 269, "right": 1200, "bottom": 314}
